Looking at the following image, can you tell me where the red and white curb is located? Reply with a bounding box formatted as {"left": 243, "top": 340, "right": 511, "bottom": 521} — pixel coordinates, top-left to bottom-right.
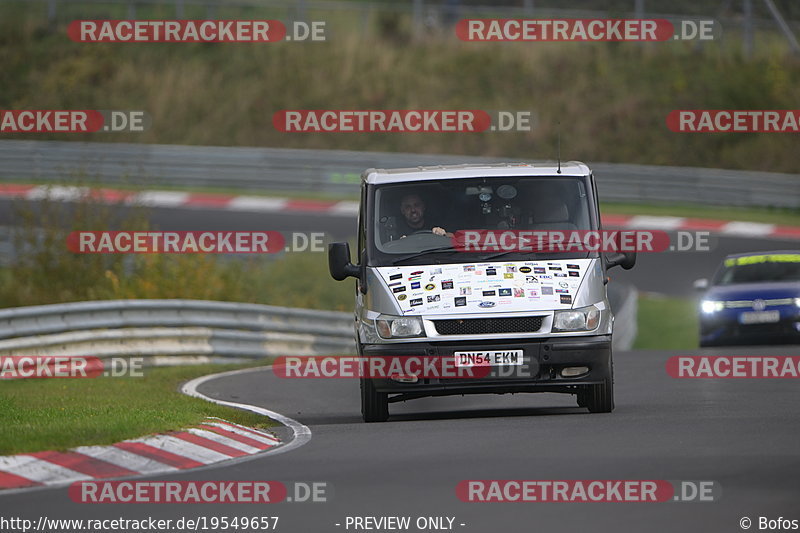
{"left": 601, "top": 214, "right": 800, "bottom": 240}
{"left": 0, "top": 184, "right": 359, "bottom": 217}
{"left": 2, "top": 183, "right": 799, "bottom": 240}
{"left": 0, "top": 366, "right": 312, "bottom": 494}
{"left": 0, "top": 418, "right": 280, "bottom": 491}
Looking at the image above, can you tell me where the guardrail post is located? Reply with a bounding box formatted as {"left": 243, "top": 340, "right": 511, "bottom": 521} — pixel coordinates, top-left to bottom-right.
{"left": 48, "top": 0, "right": 57, "bottom": 26}
{"left": 523, "top": 0, "right": 534, "bottom": 14}
{"left": 743, "top": 0, "right": 754, "bottom": 58}
{"left": 412, "top": 0, "right": 423, "bottom": 41}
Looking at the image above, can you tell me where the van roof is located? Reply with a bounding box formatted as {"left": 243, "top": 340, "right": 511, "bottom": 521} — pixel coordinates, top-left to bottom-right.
{"left": 363, "top": 161, "right": 591, "bottom": 184}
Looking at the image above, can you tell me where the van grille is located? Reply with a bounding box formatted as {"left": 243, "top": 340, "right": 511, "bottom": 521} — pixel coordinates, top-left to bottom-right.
{"left": 433, "top": 316, "right": 544, "bottom": 335}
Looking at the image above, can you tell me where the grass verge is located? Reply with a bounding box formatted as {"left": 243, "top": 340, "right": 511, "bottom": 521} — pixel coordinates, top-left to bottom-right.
{"left": 3, "top": 6, "right": 800, "bottom": 173}
{"left": 634, "top": 293, "right": 698, "bottom": 350}
{"left": 0, "top": 362, "right": 272, "bottom": 455}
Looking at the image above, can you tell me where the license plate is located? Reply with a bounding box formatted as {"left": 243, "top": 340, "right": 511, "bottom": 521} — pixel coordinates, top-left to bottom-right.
{"left": 739, "top": 311, "right": 780, "bottom": 324}
{"left": 454, "top": 350, "right": 523, "bottom": 367}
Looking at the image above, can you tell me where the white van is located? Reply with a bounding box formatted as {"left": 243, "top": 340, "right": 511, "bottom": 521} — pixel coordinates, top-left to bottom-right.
{"left": 329, "top": 162, "right": 635, "bottom": 422}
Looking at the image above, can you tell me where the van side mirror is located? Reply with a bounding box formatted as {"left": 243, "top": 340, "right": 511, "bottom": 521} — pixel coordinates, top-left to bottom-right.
{"left": 328, "top": 242, "right": 361, "bottom": 281}
{"left": 605, "top": 251, "right": 636, "bottom": 270}
{"left": 693, "top": 278, "right": 709, "bottom": 291}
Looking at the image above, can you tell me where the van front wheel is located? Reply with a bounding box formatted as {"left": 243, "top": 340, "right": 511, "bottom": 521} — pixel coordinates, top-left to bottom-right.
{"left": 360, "top": 378, "right": 389, "bottom": 422}
{"left": 585, "top": 354, "right": 614, "bottom": 413}
{"left": 585, "top": 377, "right": 614, "bottom": 413}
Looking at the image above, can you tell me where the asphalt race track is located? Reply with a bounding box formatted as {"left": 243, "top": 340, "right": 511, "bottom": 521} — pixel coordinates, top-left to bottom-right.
{"left": 1, "top": 200, "right": 799, "bottom": 532}
{"left": 2, "top": 347, "right": 799, "bottom": 532}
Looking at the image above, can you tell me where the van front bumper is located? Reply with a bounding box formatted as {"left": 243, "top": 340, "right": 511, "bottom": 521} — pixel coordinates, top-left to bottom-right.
{"left": 360, "top": 335, "right": 612, "bottom": 397}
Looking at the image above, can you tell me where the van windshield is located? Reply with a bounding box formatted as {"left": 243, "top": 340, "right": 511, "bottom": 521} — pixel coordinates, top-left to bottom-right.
{"left": 369, "top": 176, "right": 596, "bottom": 265}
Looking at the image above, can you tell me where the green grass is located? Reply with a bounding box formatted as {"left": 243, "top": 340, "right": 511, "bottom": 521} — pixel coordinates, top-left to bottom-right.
{"left": 634, "top": 293, "right": 698, "bottom": 350}
{"left": 0, "top": 251, "right": 355, "bottom": 311}
{"left": 2, "top": 6, "right": 800, "bottom": 173}
{"left": 0, "top": 189, "right": 356, "bottom": 310}
{"left": 0, "top": 363, "right": 273, "bottom": 455}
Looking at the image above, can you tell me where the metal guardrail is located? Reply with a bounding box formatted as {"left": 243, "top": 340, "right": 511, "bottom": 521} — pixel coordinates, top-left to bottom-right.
{"left": 0, "top": 299, "right": 356, "bottom": 360}
{"left": 0, "top": 285, "right": 636, "bottom": 360}
{"left": 1, "top": 140, "right": 799, "bottom": 208}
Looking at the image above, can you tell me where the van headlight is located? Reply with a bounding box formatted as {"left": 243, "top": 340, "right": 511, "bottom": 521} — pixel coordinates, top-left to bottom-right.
{"left": 701, "top": 300, "right": 724, "bottom": 314}
{"left": 376, "top": 316, "right": 425, "bottom": 338}
{"left": 553, "top": 305, "right": 601, "bottom": 332}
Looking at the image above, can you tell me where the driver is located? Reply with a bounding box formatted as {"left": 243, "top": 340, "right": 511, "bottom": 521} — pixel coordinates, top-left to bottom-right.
{"left": 397, "top": 193, "right": 452, "bottom": 238}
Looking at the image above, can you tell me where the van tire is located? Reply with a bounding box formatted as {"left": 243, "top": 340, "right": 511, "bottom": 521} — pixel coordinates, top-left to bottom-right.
{"left": 360, "top": 378, "right": 389, "bottom": 422}
{"left": 585, "top": 354, "right": 614, "bottom": 413}
{"left": 576, "top": 391, "right": 588, "bottom": 408}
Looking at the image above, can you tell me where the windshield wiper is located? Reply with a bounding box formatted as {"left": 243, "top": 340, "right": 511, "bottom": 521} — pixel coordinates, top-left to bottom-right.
{"left": 391, "top": 246, "right": 460, "bottom": 265}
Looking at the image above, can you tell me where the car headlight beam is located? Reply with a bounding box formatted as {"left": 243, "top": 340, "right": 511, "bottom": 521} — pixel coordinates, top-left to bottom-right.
{"left": 701, "top": 300, "right": 724, "bottom": 314}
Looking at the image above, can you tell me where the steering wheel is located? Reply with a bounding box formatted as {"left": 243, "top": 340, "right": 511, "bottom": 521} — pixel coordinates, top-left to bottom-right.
{"left": 411, "top": 230, "right": 434, "bottom": 235}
